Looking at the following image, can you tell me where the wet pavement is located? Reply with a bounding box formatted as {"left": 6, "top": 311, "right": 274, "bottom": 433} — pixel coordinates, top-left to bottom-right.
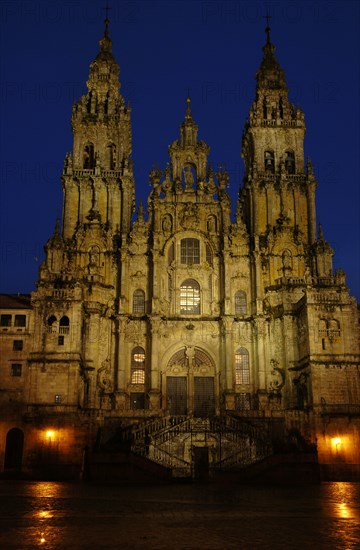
{"left": 0, "top": 480, "right": 359, "bottom": 549}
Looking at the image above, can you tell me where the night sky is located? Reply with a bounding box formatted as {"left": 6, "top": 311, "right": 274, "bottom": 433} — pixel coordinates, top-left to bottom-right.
{"left": 0, "top": 0, "right": 359, "bottom": 301}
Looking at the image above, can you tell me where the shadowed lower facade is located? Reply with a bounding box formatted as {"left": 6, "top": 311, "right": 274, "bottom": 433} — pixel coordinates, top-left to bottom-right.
{"left": 1, "top": 20, "right": 359, "bottom": 481}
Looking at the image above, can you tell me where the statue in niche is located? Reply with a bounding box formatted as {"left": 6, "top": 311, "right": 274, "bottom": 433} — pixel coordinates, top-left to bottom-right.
{"left": 183, "top": 165, "right": 195, "bottom": 190}
{"left": 89, "top": 245, "right": 100, "bottom": 267}
{"left": 207, "top": 216, "right": 216, "bottom": 233}
{"left": 282, "top": 249, "right": 292, "bottom": 273}
{"left": 162, "top": 215, "right": 172, "bottom": 233}
{"left": 185, "top": 346, "right": 195, "bottom": 368}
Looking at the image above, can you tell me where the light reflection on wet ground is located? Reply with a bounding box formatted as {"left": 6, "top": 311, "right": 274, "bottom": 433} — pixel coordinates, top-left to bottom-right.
{"left": 0, "top": 481, "right": 359, "bottom": 549}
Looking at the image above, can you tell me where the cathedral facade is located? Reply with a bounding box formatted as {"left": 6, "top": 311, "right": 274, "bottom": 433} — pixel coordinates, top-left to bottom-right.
{"left": 1, "top": 21, "right": 359, "bottom": 480}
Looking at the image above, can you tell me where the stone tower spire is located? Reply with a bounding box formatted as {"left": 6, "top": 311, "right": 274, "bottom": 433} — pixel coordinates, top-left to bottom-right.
{"left": 61, "top": 16, "right": 134, "bottom": 240}
{"left": 240, "top": 26, "right": 318, "bottom": 299}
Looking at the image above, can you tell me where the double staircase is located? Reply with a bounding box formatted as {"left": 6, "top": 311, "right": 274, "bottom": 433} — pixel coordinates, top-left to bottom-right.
{"left": 114, "top": 414, "right": 275, "bottom": 479}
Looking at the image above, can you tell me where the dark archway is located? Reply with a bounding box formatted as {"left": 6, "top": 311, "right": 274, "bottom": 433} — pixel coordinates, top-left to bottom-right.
{"left": 4, "top": 428, "right": 24, "bottom": 470}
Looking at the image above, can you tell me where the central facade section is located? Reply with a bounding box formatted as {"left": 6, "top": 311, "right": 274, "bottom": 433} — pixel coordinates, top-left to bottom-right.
{"left": 121, "top": 98, "right": 244, "bottom": 415}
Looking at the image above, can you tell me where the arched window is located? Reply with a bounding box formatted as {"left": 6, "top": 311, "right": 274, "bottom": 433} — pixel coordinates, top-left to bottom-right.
{"left": 264, "top": 150, "right": 275, "bottom": 173}
{"left": 59, "top": 316, "right": 70, "bottom": 335}
{"left": 47, "top": 315, "right": 57, "bottom": 333}
{"left": 285, "top": 151, "right": 295, "bottom": 174}
{"left": 83, "top": 143, "right": 95, "bottom": 169}
{"left": 106, "top": 143, "right": 116, "bottom": 170}
{"left": 235, "top": 347, "right": 250, "bottom": 384}
{"left": 206, "top": 243, "right": 213, "bottom": 266}
{"left": 180, "top": 279, "right": 200, "bottom": 314}
{"left": 133, "top": 289, "right": 145, "bottom": 314}
{"left": 131, "top": 347, "right": 145, "bottom": 384}
{"left": 235, "top": 291, "right": 247, "bottom": 315}
{"left": 181, "top": 238, "right": 200, "bottom": 265}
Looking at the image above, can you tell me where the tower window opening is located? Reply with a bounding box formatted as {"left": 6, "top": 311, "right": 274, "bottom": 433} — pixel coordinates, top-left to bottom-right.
{"left": 83, "top": 143, "right": 95, "bottom": 169}
{"left": 265, "top": 151, "right": 275, "bottom": 173}
{"left": 285, "top": 151, "right": 295, "bottom": 174}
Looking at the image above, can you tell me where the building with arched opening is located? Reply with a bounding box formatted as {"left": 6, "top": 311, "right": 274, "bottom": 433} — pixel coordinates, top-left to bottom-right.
{"left": 0, "top": 19, "right": 359, "bottom": 482}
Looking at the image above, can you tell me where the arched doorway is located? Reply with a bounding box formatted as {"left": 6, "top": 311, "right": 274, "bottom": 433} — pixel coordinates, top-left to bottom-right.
{"left": 4, "top": 428, "right": 24, "bottom": 471}
{"left": 166, "top": 347, "right": 215, "bottom": 417}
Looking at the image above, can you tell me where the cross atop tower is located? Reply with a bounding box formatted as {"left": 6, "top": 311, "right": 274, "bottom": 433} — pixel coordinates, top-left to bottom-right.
{"left": 103, "top": 1, "right": 111, "bottom": 36}
{"left": 263, "top": 12, "right": 272, "bottom": 43}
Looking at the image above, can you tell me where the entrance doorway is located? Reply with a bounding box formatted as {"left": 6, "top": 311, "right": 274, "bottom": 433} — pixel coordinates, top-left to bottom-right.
{"left": 166, "top": 376, "right": 187, "bottom": 415}
{"left": 194, "top": 377, "right": 215, "bottom": 418}
{"left": 193, "top": 446, "right": 209, "bottom": 480}
{"left": 4, "top": 428, "right": 24, "bottom": 471}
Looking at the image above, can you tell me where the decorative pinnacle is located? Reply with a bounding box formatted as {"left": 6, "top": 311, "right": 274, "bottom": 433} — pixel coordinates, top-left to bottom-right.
{"left": 103, "top": 2, "right": 111, "bottom": 36}
{"left": 186, "top": 96, "right": 192, "bottom": 118}
{"left": 263, "top": 13, "right": 272, "bottom": 44}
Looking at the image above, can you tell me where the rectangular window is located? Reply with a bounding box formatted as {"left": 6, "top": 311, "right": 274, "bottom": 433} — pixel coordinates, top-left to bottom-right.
{"left": 14, "top": 315, "right": 26, "bottom": 327}
{"left": 55, "top": 395, "right": 62, "bottom": 404}
{"left": 0, "top": 314, "right": 12, "bottom": 327}
{"left": 11, "top": 364, "right": 22, "bottom": 377}
{"left": 58, "top": 335, "right": 64, "bottom": 346}
{"left": 181, "top": 238, "right": 200, "bottom": 265}
{"left": 13, "top": 340, "right": 23, "bottom": 351}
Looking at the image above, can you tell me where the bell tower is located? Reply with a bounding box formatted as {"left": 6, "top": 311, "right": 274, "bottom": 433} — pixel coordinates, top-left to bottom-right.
{"left": 62, "top": 17, "right": 134, "bottom": 240}
{"left": 29, "top": 18, "right": 134, "bottom": 411}
{"left": 241, "top": 25, "right": 317, "bottom": 297}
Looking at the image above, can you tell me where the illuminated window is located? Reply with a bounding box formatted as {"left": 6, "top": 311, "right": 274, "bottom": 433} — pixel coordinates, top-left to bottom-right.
{"left": 264, "top": 150, "right": 275, "bottom": 173}
{"left": 180, "top": 279, "right": 200, "bottom": 314}
{"left": 11, "top": 364, "right": 22, "bottom": 377}
{"left": 13, "top": 340, "right": 23, "bottom": 351}
{"left": 131, "top": 347, "right": 145, "bottom": 384}
{"left": 181, "top": 238, "right": 200, "bottom": 265}
{"left": 14, "top": 315, "right": 26, "bottom": 327}
{"left": 55, "top": 395, "right": 62, "bottom": 404}
{"left": 133, "top": 289, "right": 145, "bottom": 314}
{"left": 235, "top": 348, "right": 250, "bottom": 384}
{"left": 235, "top": 291, "right": 247, "bottom": 315}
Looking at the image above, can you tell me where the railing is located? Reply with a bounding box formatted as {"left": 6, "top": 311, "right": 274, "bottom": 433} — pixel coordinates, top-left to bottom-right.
{"left": 52, "top": 289, "right": 74, "bottom": 300}
{"left": 320, "top": 404, "right": 360, "bottom": 416}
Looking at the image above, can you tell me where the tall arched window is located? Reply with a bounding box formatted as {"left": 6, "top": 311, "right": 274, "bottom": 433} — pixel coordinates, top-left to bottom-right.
{"left": 180, "top": 279, "right": 200, "bottom": 314}
{"left": 83, "top": 143, "right": 95, "bottom": 169}
{"left": 133, "top": 289, "right": 145, "bottom": 314}
{"left": 235, "top": 347, "right": 250, "bottom": 384}
{"left": 106, "top": 143, "right": 116, "bottom": 170}
{"left": 285, "top": 151, "right": 295, "bottom": 174}
{"left": 181, "top": 238, "right": 200, "bottom": 265}
{"left": 264, "top": 150, "right": 275, "bottom": 173}
{"left": 59, "top": 316, "right": 70, "bottom": 335}
{"left": 131, "top": 347, "right": 145, "bottom": 384}
{"left": 235, "top": 291, "right": 247, "bottom": 315}
{"left": 47, "top": 315, "right": 57, "bottom": 333}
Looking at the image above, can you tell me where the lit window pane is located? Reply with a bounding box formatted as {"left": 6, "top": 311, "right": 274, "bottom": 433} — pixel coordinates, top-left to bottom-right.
{"left": 180, "top": 279, "right": 200, "bottom": 314}
{"left": 235, "top": 348, "right": 250, "bottom": 384}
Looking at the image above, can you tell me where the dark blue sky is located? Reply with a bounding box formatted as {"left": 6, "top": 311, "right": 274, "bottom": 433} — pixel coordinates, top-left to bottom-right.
{"left": 0, "top": 0, "right": 359, "bottom": 300}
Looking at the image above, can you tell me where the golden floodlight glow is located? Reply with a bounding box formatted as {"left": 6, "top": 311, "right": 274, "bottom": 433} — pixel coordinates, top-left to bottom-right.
{"left": 332, "top": 437, "right": 342, "bottom": 448}
{"left": 46, "top": 430, "right": 55, "bottom": 439}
